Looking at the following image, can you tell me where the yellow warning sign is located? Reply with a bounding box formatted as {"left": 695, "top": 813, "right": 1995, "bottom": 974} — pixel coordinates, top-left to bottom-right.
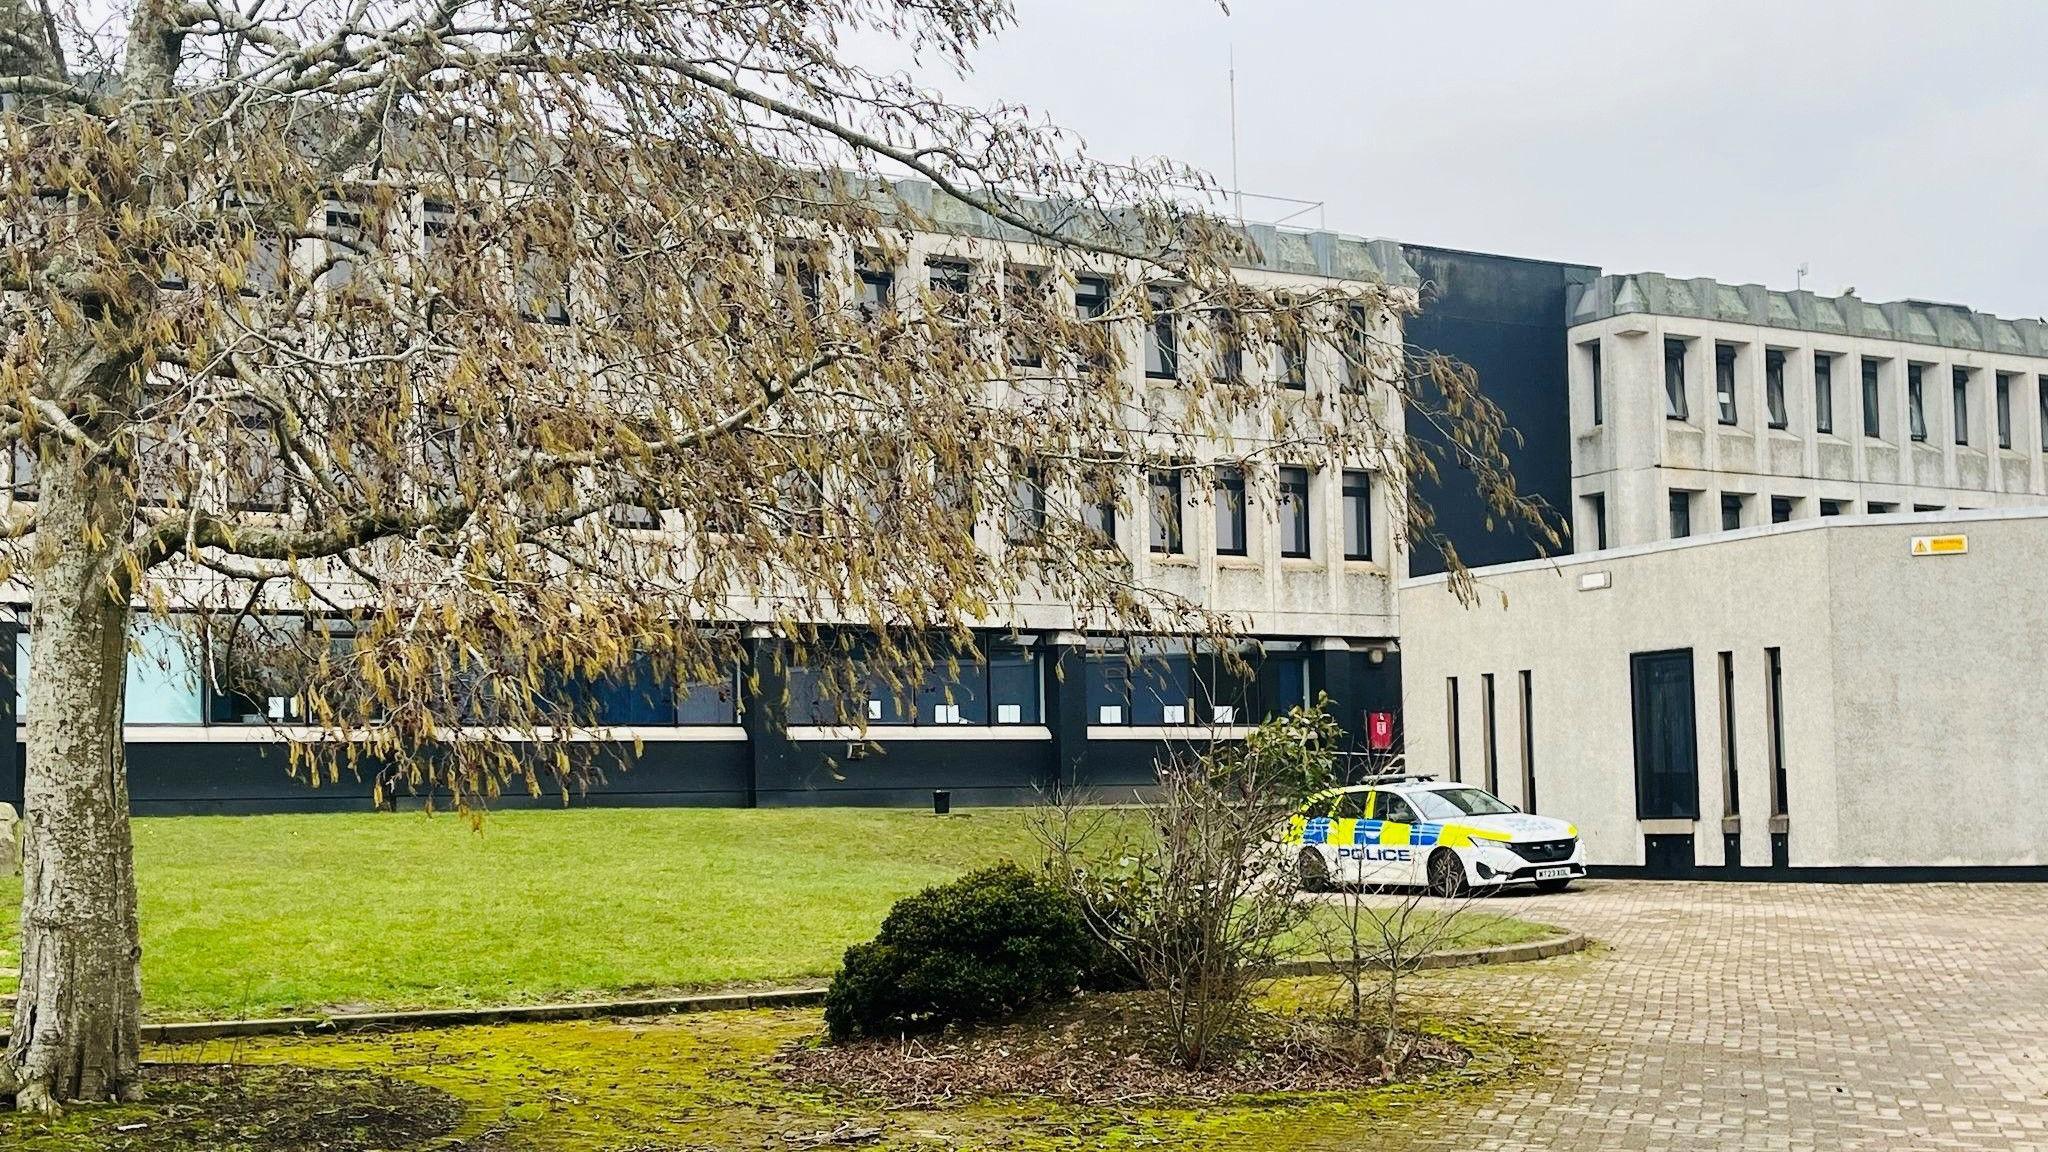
{"left": 1910, "top": 534, "right": 1968, "bottom": 556}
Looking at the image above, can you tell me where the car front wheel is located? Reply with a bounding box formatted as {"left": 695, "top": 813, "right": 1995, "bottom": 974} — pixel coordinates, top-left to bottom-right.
{"left": 1426, "top": 850, "right": 1467, "bottom": 899}
{"left": 1297, "top": 847, "right": 1332, "bottom": 893}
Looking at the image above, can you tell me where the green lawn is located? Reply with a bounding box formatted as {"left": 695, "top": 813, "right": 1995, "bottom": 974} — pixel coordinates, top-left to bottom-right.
{"left": 0, "top": 808, "right": 1556, "bottom": 1022}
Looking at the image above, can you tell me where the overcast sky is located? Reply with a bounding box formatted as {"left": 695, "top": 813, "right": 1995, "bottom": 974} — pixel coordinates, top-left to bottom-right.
{"left": 853, "top": 0, "right": 2048, "bottom": 319}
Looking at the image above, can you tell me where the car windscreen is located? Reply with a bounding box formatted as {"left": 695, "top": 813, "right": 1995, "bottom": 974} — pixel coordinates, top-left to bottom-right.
{"left": 1409, "top": 787, "right": 1515, "bottom": 820}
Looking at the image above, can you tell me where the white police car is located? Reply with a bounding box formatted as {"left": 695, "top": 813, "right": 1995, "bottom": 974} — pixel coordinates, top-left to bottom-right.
{"left": 1284, "top": 775, "right": 1585, "bottom": 897}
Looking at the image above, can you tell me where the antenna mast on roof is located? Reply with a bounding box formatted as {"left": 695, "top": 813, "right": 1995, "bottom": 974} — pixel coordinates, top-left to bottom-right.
{"left": 1228, "top": 43, "right": 1243, "bottom": 224}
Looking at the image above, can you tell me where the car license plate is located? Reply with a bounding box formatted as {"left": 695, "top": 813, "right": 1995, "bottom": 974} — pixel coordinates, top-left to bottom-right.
{"left": 1535, "top": 866, "right": 1572, "bottom": 880}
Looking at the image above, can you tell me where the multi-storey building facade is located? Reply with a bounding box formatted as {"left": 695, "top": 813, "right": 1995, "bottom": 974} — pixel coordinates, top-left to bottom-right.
{"left": 1568, "top": 274, "right": 2048, "bottom": 551}
{"left": 5, "top": 190, "right": 1461, "bottom": 812}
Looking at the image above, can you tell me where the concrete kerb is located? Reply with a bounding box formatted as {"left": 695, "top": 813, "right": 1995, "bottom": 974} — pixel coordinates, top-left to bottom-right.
{"left": 1269, "top": 930, "right": 1590, "bottom": 979}
{"left": 0, "top": 933, "right": 1587, "bottom": 1047}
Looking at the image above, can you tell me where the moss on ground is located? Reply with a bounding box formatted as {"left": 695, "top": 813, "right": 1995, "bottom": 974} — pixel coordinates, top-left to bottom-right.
{"left": 13, "top": 977, "right": 1551, "bottom": 1151}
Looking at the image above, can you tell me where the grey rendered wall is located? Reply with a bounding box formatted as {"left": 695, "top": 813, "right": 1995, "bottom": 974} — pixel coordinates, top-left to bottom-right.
{"left": 1400, "top": 527, "right": 1840, "bottom": 868}
{"left": 1823, "top": 516, "right": 2048, "bottom": 866}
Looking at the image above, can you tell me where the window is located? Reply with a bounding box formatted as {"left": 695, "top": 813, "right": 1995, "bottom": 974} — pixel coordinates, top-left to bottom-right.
{"left": 1770, "top": 496, "right": 1793, "bottom": 524}
{"left": 1342, "top": 470, "right": 1373, "bottom": 561}
{"left": 915, "top": 645, "right": 989, "bottom": 725}
{"left": 1005, "top": 460, "right": 1044, "bottom": 544}
{"left": 1819, "top": 499, "right": 1847, "bottom": 517}
{"left": 1584, "top": 340, "right": 1603, "bottom": 426}
{"left": 2040, "top": 376, "right": 2048, "bottom": 451}
{"left": 516, "top": 246, "right": 571, "bottom": 325}
{"left": 1663, "top": 338, "right": 1689, "bottom": 420}
{"left": 1082, "top": 470, "right": 1118, "bottom": 549}
{"left": 1005, "top": 266, "right": 1046, "bottom": 368}
{"left": 1907, "top": 364, "right": 1928, "bottom": 442}
{"left": 1668, "top": 489, "right": 1693, "bottom": 539}
{"left": 1861, "top": 357, "right": 1882, "bottom": 438}
{"left": 1085, "top": 638, "right": 1284, "bottom": 727}
{"left": 1813, "top": 354, "right": 1834, "bottom": 434}
{"left": 1952, "top": 367, "right": 1971, "bottom": 446}
{"left": 1585, "top": 492, "right": 1607, "bottom": 551}
{"left": 856, "top": 265, "right": 894, "bottom": 321}
{"left": 1720, "top": 493, "right": 1745, "bottom": 532}
{"left": 8, "top": 440, "right": 36, "bottom": 501}
{"left": 1445, "top": 677, "right": 1462, "bottom": 783}
{"left": 1715, "top": 344, "right": 1738, "bottom": 425}
{"left": 1073, "top": 274, "right": 1111, "bottom": 372}
{"left": 127, "top": 617, "right": 204, "bottom": 724}
{"left": 1274, "top": 320, "right": 1307, "bottom": 390}
{"left": 323, "top": 206, "right": 362, "bottom": 292}
{"left": 1149, "top": 469, "right": 1184, "bottom": 555}
{"left": 1480, "top": 672, "right": 1499, "bottom": 795}
{"left": 677, "top": 665, "right": 741, "bottom": 725}
{"left": 1995, "top": 373, "right": 2014, "bottom": 449}
{"left": 774, "top": 244, "right": 822, "bottom": 321}
{"left": 989, "top": 639, "right": 1043, "bottom": 725}
{"left": 1336, "top": 305, "right": 1370, "bottom": 395}
{"left": 1867, "top": 501, "right": 1898, "bottom": 515}
{"left": 1214, "top": 311, "right": 1243, "bottom": 384}
{"left": 207, "top": 615, "right": 310, "bottom": 724}
{"left": 1518, "top": 670, "right": 1536, "bottom": 814}
{"left": 1213, "top": 466, "right": 1247, "bottom": 556}
{"left": 1718, "top": 651, "right": 1739, "bottom": 818}
{"left": 1764, "top": 349, "right": 1788, "bottom": 429}
{"left": 926, "top": 257, "right": 973, "bottom": 324}
{"left": 1913, "top": 503, "right": 1944, "bottom": 513}
{"left": 1630, "top": 649, "right": 1700, "bottom": 820}
{"left": 1375, "top": 793, "right": 1421, "bottom": 825}
{"left": 1277, "top": 466, "right": 1311, "bottom": 558}
{"left": 1143, "top": 287, "right": 1178, "bottom": 379}
{"left": 1766, "top": 646, "right": 1787, "bottom": 817}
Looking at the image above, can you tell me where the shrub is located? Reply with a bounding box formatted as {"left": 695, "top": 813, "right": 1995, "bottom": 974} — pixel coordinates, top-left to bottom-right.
{"left": 824, "top": 863, "right": 1092, "bottom": 1042}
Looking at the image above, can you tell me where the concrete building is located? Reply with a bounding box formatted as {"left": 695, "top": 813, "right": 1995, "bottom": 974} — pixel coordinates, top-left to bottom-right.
{"left": 13, "top": 189, "right": 1586, "bottom": 813}
{"left": 1568, "top": 274, "right": 2048, "bottom": 552}
{"left": 1400, "top": 508, "right": 2048, "bottom": 875}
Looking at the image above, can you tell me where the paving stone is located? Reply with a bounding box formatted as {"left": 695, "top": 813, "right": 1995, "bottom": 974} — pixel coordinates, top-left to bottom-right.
{"left": 1337, "top": 881, "right": 2048, "bottom": 1151}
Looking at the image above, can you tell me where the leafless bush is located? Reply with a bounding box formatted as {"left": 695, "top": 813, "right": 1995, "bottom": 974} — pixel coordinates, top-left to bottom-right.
{"left": 1034, "top": 707, "right": 1337, "bottom": 1070}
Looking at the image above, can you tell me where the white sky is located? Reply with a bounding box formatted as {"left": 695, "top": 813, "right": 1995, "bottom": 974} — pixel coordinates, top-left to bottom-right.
{"left": 851, "top": 0, "right": 2048, "bottom": 319}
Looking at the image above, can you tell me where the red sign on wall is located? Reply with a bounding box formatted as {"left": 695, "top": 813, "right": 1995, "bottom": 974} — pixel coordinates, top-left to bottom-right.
{"left": 1367, "top": 711, "right": 1395, "bottom": 751}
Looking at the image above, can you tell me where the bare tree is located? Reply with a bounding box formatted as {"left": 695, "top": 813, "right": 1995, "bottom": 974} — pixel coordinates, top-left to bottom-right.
{"left": 0, "top": 0, "right": 1548, "bottom": 1111}
{"left": 1305, "top": 852, "right": 1488, "bottom": 1065}
{"left": 1039, "top": 707, "right": 1338, "bottom": 1071}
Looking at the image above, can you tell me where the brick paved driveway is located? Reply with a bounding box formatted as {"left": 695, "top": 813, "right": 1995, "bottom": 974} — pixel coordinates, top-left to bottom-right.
{"left": 1376, "top": 880, "right": 2048, "bottom": 1151}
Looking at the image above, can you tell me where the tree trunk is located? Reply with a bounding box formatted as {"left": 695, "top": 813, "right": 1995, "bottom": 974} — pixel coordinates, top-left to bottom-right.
{"left": 3, "top": 441, "right": 142, "bottom": 1114}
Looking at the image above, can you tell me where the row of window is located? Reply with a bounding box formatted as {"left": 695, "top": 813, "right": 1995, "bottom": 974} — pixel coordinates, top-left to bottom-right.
{"left": 1585, "top": 337, "right": 2048, "bottom": 451}
{"left": 1632, "top": 646, "right": 1788, "bottom": 822}
{"left": 1138, "top": 466, "right": 1375, "bottom": 562}
{"left": 1577, "top": 486, "right": 1976, "bottom": 551}
{"left": 1662, "top": 487, "right": 1975, "bottom": 541}
{"left": 205, "top": 199, "right": 1378, "bottom": 395}
{"left": 7, "top": 618, "right": 1313, "bottom": 731}
{"left": 1442, "top": 670, "right": 1539, "bottom": 811}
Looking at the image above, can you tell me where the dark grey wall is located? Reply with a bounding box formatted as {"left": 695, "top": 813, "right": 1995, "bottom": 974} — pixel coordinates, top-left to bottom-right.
{"left": 1400, "top": 246, "right": 1597, "bottom": 576}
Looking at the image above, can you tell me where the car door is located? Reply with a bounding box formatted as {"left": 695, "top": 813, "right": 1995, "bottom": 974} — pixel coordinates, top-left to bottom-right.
{"left": 1290, "top": 794, "right": 1337, "bottom": 858}
{"left": 1370, "top": 791, "right": 1427, "bottom": 887}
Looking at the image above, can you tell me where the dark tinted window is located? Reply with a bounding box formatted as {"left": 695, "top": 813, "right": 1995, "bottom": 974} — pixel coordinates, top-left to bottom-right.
{"left": 1631, "top": 649, "right": 1700, "bottom": 820}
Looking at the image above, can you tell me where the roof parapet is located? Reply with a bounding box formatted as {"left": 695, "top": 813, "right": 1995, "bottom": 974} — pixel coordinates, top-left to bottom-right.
{"left": 1569, "top": 272, "right": 2048, "bottom": 357}
{"left": 882, "top": 176, "right": 1419, "bottom": 288}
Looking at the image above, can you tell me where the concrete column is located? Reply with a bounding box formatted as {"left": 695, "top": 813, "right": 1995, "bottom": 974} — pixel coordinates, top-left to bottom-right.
{"left": 1309, "top": 637, "right": 1358, "bottom": 749}
{"left": 1043, "top": 630, "right": 1089, "bottom": 790}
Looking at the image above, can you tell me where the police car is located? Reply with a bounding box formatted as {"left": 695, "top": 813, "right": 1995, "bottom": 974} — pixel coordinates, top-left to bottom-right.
{"left": 1284, "top": 775, "right": 1585, "bottom": 897}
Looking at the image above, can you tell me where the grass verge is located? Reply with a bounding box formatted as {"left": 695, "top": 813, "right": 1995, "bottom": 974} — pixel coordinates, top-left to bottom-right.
{"left": 0, "top": 807, "right": 1559, "bottom": 1022}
